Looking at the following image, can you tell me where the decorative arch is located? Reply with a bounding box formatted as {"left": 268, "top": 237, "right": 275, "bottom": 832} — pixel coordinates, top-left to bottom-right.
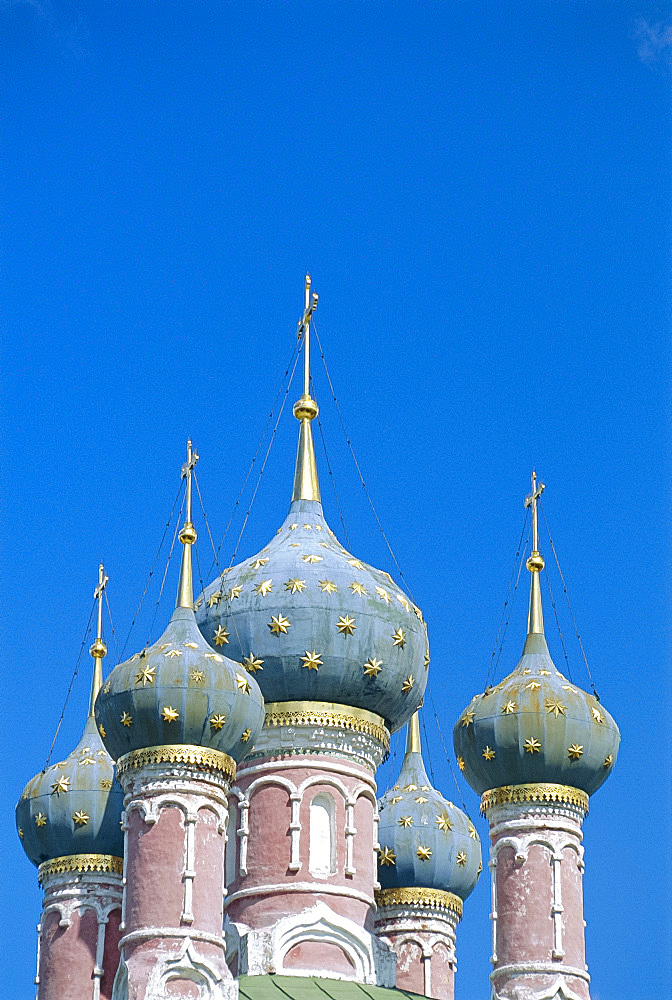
{"left": 309, "top": 792, "right": 336, "bottom": 877}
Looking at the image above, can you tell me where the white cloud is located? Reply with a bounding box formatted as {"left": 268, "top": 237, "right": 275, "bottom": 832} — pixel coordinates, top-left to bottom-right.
{"left": 633, "top": 16, "right": 672, "bottom": 69}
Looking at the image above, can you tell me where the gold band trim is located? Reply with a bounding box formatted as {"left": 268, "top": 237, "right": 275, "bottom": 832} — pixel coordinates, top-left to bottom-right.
{"left": 375, "top": 886, "right": 462, "bottom": 919}
{"left": 116, "top": 744, "right": 236, "bottom": 782}
{"left": 38, "top": 854, "right": 123, "bottom": 885}
{"left": 264, "top": 701, "right": 390, "bottom": 752}
{"left": 480, "top": 783, "right": 589, "bottom": 815}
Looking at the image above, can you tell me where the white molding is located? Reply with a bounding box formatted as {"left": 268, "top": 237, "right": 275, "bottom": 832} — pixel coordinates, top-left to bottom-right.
{"left": 225, "top": 881, "right": 375, "bottom": 907}
{"left": 119, "top": 926, "right": 226, "bottom": 952}
{"left": 490, "top": 961, "right": 590, "bottom": 984}
{"left": 236, "top": 756, "right": 377, "bottom": 790}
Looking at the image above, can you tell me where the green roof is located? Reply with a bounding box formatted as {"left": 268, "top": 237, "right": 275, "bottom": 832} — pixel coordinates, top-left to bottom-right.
{"left": 237, "top": 976, "right": 425, "bottom": 1000}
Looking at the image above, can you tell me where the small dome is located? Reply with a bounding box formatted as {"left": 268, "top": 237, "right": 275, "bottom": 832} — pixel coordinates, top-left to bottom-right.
{"left": 453, "top": 632, "right": 619, "bottom": 797}
{"left": 196, "top": 499, "right": 428, "bottom": 734}
{"left": 377, "top": 715, "right": 481, "bottom": 901}
{"left": 16, "top": 716, "right": 123, "bottom": 867}
{"left": 95, "top": 606, "right": 265, "bottom": 764}
{"left": 454, "top": 473, "right": 619, "bottom": 799}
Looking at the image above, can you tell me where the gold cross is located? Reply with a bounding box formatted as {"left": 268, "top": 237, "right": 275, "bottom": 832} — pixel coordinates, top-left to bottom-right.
{"left": 524, "top": 470, "right": 545, "bottom": 551}
{"left": 296, "top": 273, "right": 318, "bottom": 397}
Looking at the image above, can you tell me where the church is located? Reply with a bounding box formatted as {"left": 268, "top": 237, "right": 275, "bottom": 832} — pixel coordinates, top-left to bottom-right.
{"left": 16, "top": 278, "right": 619, "bottom": 1000}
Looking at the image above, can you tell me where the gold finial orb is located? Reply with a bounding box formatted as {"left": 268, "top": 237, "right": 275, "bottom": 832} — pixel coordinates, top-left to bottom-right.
{"left": 90, "top": 638, "right": 107, "bottom": 659}
{"left": 293, "top": 394, "right": 319, "bottom": 422}
{"left": 179, "top": 522, "right": 197, "bottom": 545}
{"left": 526, "top": 552, "right": 545, "bottom": 573}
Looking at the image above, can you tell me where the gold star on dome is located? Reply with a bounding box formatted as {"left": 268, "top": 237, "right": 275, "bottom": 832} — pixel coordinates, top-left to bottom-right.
{"left": 591, "top": 706, "right": 604, "bottom": 725}
{"left": 303, "top": 554, "right": 322, "bottom": 564}
{"left": 99, "top": 779, "right": 112, "bottom": 790}
{"left": 337, "top": 615, "right": 356, "bottom": 635}
{"left": 165, "top": 648, "right": 182, "bottom": 658}
{"left": 241, "top": 729, "right": 252, "bottom": 742}
{"left": 363, "top": 657, "right": 383, "bottom": 678}
{"left": 375, "top": 586, "right": 391, "bottom": 603}
{"left": 348, "top": 558, "right": 364, "bottom": 570}
{"left": 205, "top": 653, "right": 222, "bottom": 661}
{"left": 79, "top": 755, "right": 96, "bottom": 765}
{"left": 210, "top": 714, "right": 226, "bottom": 731}
{"left": 35, "top": 813, "right": 47, "bottom": 827}
{"left": 461, "top": 710, "right": 475, "bottom": 727}
{"left": 318, "top": 578, "right": 337, "bottom": 594}
{"left": 251, "top": 557, "right": 270, "bottom": 569}
{"left": 225, "top": 585, "right": 243, "bottom": 601}
{"left": 568, "top": 743, "right": 584, "bottom": 760}
{"left": 18, "top": 827, "right": 23, "bottom": 839}
{"left": 121, "top": 712, "right": 133, "bottom": 727}
{"left": 397, "top": 594, "right": 411, "bottom": 612}
{"left": 320, "top": 542, "right": 329, "bottom": 548}
{"left": 301, "top": 650, "right": 323, "bottom": 671}
{"left": 349, "top": 581, "right": 367, "bottom": 596}
{"left": 543, "top": 698, "right": 565, "bottom": 718}
{"left": 424, "top": 649, "right": 430, "bottom": 667}
{"left": 194, "top": 597, "right": 203, "bottom": 610}
{"left": 302, "top": 523, "right": 312, "bottom": 530}
{"left": 402, "top": 675, "right": 414, "bottom": 693}
{"left": 289, "top": 523, "right": 298, "bottom": 530}
{"left": 135, "top": 665, "right": 156, "bottom": 686}
{"left": 242, "top": 654, "right": 264, "bottom": 673}
{"left": 159, "top": 644, "right": 171, "bottom": 650}
{"left": 456, "top": 851, "right": 468, "bottom": 866}
{"left": 289, "top": 543, "right": 300, "bottom": 548}
{"left": 51, "top": 776, "right": 70, "bottom": 796}
{"left": 399, "top": 816, "right": 412, "bottom": 828}
{"left": 314, "top": 524, "right": 323, "bottom": 531}
{"left": 457, "top": 756, "right": 465, "bottom": 771}
{"left": 254, "top": 579, "right": 273, "bottom": 597}
{"left": 522, "top": 668, "right": 531, "bottom": 675}
{"left": 103, "top": 680, "right": 111, "bottom": 694}
{"left": 73, "top": 811, "right": 89, "bottom": 826}
{"left": 502, "top": 700, "right": 517, "bottom": 714}
{"left": 284, "top": 578, "right": 306, "bottom": 594}
{"left": 190, "top": 670, "right": 205, "bottom": 684}
{"left": 379, "top": 847, "right": 396, "bottom": 866}
{"left": 207, "top": 591, "right": 222, "bottom": 608}
{"left": 162, "top": 706, "right": 179, "bottom": 723}
{"left": 415, "top": 795, "right": 428, "bottom": 803}
{"left": 562, "top": 684, "right": 577, "bottom": 692}
{"left": 213, "top": 626, "right": 230, "bottom": 646}
{"left": 482, "top": 746, "right": 495, "bottom": 761}
{"left": 405, "top": 783, "right": 417, "bottom": 791}
{"left": 269, "top": 614, "right": 291, "bottom": 635}
{"left": 468, "top": 824, "right": 478, "bottom": 840}
{"left": 526, "top": 681, "right": 541, "bottom": 690}
{"left": 96, "top": 749, "right": 107, "bottom": 757}
{"left": 416, "top": 846, "right": 432, "bottom": 861}
{"left": 236, "top": 673, "right": 251, "bottom": 695}
{"left": 437, "top": 814, "right": 453, "bottom": 831}
{"left": 413, "top": 606, "right": 423, "bottom": 622}
{"left": 539, "top": 669, "right": 551, "bottom": 676}
{"left": 390, "top": 795, "right": 402, "bottom": 804}
{"left": 524, "top": 737, "right": 542, "bottom": 754}
{"left": 392, "top": 628, "right": 406, "bottom": 648}
{"left": 603, "top": 754, "right": 614, "bottom": 768}
{"left": 183, "top": 642, "right": 199, "bottom": 649}
{"left": 99, "top": 725, "right": 106, "bottom": 737}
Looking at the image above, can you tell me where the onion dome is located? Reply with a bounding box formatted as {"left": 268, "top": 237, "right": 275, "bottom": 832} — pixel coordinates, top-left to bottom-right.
{"left": 16, "top": 565, "right": 124, "bottom": 867}
{"left": 195, "top": 277, "right": 428, "bottom": 733}
{"left": 453, "top": 473, "right": 619, "bottom": 798}
{"left": 377, "top": 714, "right": 481, "bottom": 900}
{"left": 95, "top": 442, "right": 264, "bottom": 764}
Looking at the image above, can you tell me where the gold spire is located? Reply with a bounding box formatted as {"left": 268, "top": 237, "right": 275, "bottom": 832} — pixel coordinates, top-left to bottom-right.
{"left": 523, "top": 470, "right": 546, "bottom": 635}
{"left": 176, "top": 439, "right": 199, "bottom": 609}
{"left": 88, "top": 563, "right": 109, "bottom": 716}
{"left": 291, "top": 274, "right": 321, "bottom": 503}
{"left": 405, "top": 711, "right": 422, "bottom": 755}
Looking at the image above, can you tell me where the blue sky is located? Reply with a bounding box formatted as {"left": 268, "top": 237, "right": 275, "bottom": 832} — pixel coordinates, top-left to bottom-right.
{"left": 2, "top": 2, "right": 670, "bottom": 997}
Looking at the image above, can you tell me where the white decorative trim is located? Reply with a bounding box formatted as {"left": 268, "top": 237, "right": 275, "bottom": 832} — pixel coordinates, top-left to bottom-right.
{"left": 119, "top": 926, "right": 226, "bottom": 952}
{"left": 236, "top": 756, "right": 377, "bottom": 790}
{"left": 490, "top": 962, "right": 590, "bottom": 984}
{"left": 145, "top": 936, "right": 236, "bottom": 1000}
{"left": 224, "top": 881, "right": 375, "bottom": 907}
{"left": 489, "top": 857, "right": 498, "bottom": 965}
{"left": 233, "top": 902, "right": 395, "bottom": 986}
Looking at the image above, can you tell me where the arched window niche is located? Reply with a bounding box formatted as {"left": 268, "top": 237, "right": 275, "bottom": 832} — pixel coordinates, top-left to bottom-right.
{"left": 309, "top": 792, "right": 336, "bottom": 878}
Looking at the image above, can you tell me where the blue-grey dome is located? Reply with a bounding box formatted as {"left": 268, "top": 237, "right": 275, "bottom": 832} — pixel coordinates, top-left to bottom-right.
{"left": 195, "top": 499, "right": 428, "bottom": 733}
{"left": 453, "top": 632, "right": 620, "bottom": 797}
{"left": 16, "top": 715, "right": 124, "bottom": 867}
{"left": 95, "top": 606, "right": 265, "bottom": 764}
{"left": 377, "top": 725, "right": 481, "bottom": 901}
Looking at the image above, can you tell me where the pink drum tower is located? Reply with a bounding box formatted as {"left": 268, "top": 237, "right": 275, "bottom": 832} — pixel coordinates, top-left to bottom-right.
{"left": 454, "top": 473, "right": 619, "bottom": 1000}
